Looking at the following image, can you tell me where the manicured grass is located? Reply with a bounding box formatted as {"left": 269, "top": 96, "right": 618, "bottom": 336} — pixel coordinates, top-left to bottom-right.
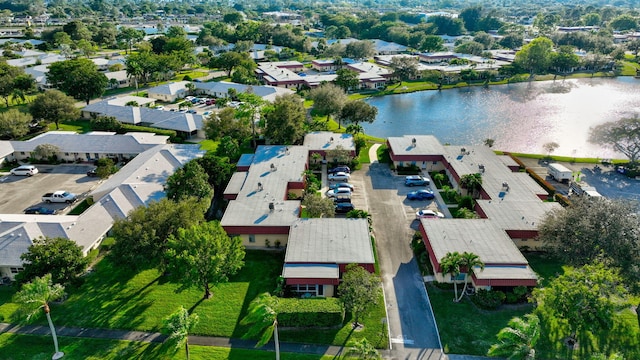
{"left": 48, "top": 120, "right": 92, "bottom": 133}
{"left": 68, "top": 198, "right": 93, "bottom": 215}
{"left": 0, "top": 103, "right": 29, "bottom": 114}
{"left": 0, "top": 251, "right": 284, "bottom": 337}
{"left": 428, "top": 283, "right": 531, "bottom": 355}
{"left": 0, "top": 333, "right": 340, "bottom": 360}
{"left": 501, "top": 151, "right": 628, "bottom": 164}
{"left": 376, "top": 145, "right": 389, "bottom": 164}
{"left": 358, "top": 142, "right": 372, "bottom": 163}
{"left": 198, "top": 139, "right": 219, "bottom": 152}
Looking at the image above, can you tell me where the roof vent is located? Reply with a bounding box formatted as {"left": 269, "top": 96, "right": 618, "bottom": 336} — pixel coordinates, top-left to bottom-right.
{"left": 412, "top": 138, "right": 417, "bottom": 147}
{"left": 270, "top": 163, "right": 277, "bottom": 171}
{"left": 479, "top": 164, "right": 485, "bottom": 173}
{"left": 258, "top": 182, "right": 263, "bottom": 191}
{"left": 330, "top": 137, "right": 334, "bottom": 143}
{"left": 269, "top": 202, "right": 275, "bottom": 212}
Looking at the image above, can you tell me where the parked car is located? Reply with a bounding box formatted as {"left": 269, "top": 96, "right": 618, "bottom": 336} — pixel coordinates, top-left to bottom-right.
{"left": 185, "top": 96, "right": 195, "bottom": 101}
{"left": 86, "top": 168, "right": 98, "bottom": 177}
{"left": 10, "top": 165, "right": 38, "bottom": 176}
{"left": 326, "top": 187, "right": 352, "bottom": 198}
{"left": 206, "top": 99, "right": 216, "bottom": 106}
{"left": 416, "top": 209, "right": 445, "bottom": 219}
{"left": 328, "top": 172, "right": 351, "bottom": 181}
{"left": 405, "top": 175, "right": 430, "bottom": 186}
{"left": 24, "top": 206, "right": 56, "bottom": 215}
{"left": 328, "top": 165, "right": 351, "bottom": 174}
{"left": 406, "top": 189, "right": 435, "bottom": 200}
{"left": 187, "top": 109, "right": 197, "bottom": 114}
{"left": 203, "top": 111, "right": 212, "bottom": 116}
{"left": 155, "top": 105, "right": 165, "bottom": 110}
{"left": 333, "top": 197, "right": 352, "bottom": 204}
{"left": 335, "top": 202, "right": 355, "bottom": 213}
{"left": 329, "top": 182, "right": 354, "bottom": 191}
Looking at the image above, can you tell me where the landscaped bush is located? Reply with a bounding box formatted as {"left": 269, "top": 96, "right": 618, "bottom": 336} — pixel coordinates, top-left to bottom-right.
{"left": 505, "top": 286, "right": 529, "bottom": 304}
{"left": 396, "top": 165, "right": 420, "bottom": 175}
{"left": 471, "top": 289, "right": 506, "bottom": 310}
{"left": 276, "top": 297, "right": 345, "bottom": 327}
{"left": 410, "top": 232, "right": 432, "bottom": 276}
{"left": 458, "top": 195, "right": 474, "bottom": 210}
{"left": 554, "top": 193, "right": 570, "bottom": 207}
{"left": 526, "top": 167, "right": 556, "bottom": 196}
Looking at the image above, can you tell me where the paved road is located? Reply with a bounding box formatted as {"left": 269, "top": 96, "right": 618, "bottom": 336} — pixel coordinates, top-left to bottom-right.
{"left": 359, "top": 144, "right": 444, "bottom": 360}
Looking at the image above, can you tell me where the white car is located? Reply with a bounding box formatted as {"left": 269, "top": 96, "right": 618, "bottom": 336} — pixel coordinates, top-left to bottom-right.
{"left": 328, "top": 172, "right": 351, "bottom": 181}
{"left": 155, "top": 105, "right": 165, "bottom": 110}
{"left": 326, "top": 187, "right": 352, "bottom": 198}
{"left": 10, "top": 165, "right": 38, "bottom": 176}
{"left": 416, "top": 209, "right": 445, "bottom": 219}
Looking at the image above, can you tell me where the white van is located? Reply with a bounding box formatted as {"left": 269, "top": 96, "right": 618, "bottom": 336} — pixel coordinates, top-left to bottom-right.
{"left": 10, "top": 165, "right": 38, "bottom": 176}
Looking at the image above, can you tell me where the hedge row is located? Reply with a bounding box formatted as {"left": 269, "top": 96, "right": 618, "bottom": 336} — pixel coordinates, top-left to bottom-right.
{"left": 276, "top": 297, "right": 344, "bottom": 327}
{"left": 526, "top": 168, "right": 556, "bottom": 196}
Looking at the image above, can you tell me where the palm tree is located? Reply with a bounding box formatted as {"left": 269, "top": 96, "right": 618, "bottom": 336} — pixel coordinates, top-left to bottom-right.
{"left": 241, "top": 292, "right": 280, "bottom": 360}
{"left": 14, "top": 274, "right": 65, "bottom": 360}
{"left": 433, "top": 172, "right": 446, "bottom": 187}
{"left": 163, "top": 306, "right": 200, "bottom": 360}
{"left": 346, "top": 124, "right": 363, "bottom": 135}
{"left": 440, "top": 252, "right": 464, "bottom": 302}
{"left": 488, "top": 314, "right": 540, "bottom": 360}
{"left": 457, "top": 252, "right": 485, "bottom": 302}
{"left": 459, "top": 173, "right": 483, "bottom": 198}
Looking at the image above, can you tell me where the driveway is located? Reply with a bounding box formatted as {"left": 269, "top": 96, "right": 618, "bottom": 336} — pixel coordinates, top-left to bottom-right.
{"left": 362, "top": 162, "right": 444, "bottom": 359}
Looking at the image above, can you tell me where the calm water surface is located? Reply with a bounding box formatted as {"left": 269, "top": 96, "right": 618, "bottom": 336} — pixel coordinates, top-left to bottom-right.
{"left": 363, "top": 77, "right": 640, "bottom": 158}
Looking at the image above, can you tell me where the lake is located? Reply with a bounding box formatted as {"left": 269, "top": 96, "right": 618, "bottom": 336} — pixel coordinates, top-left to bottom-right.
{"left": 363, "top": 77, "right": 640, "bottom": 158}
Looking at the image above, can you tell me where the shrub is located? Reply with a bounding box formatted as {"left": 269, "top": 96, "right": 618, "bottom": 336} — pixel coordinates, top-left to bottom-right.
{"left": 396, "top": 164, "right": 420, "bottom": 175}
{"left": 183, "top": 75, "right": 192, "bottom": 81}
{"left": 458, "top": 195, "right": 474, "bottom": 210}
{"left": 276, "top": 297, "right": 345, "bottom": 327}
{"left": 118, "top": 124, "right": 178, "bottom": 141}
{"left": 471, "top": 289, "right": 506, "bottom": 310}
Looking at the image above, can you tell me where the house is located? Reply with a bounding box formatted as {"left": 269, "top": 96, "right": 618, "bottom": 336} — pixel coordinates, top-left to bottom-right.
{"left": 387, "top": 135, "right": 561, "bottom": 290}
{"left": 104, "top": 70, "right": 132, "bottom": 89}
{"left": 220, "top": 132, "right": 368, "bottom": 297}
{"left": 0, "top": 138, "right": 205, "bottom": 280}
{"left": 195, "top": 81, "right": 295, "bottom": 102}
{"left": 370, "top": 39, "right": 408, "bottom": 55}
{"left": 255, "top": 63, "right": 305, "bottom": 89}
{"left": 6, "top": 53, "right": 67, "bottom": 68}
{"left": 82, "top": 101, "right": 204, "bottom": 139}
{"left": 311, "top": 59, "right": 339, "bottom": 72}
{"left": 147, "top": 81, "right": 190, "bottom": 102}
{"left": 23, "top": 65, "right": 53, "bottom": 90}
{"left": 7, "top": 131, "right": 168, "bottom": 163}
{"left": 283, "top": 218, "right": 375, "bottom": 297}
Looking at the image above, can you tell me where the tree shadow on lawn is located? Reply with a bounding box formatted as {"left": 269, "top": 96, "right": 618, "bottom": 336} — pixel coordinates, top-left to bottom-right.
{"left": 48, "top": 258, "right": 161, "bottom": 331}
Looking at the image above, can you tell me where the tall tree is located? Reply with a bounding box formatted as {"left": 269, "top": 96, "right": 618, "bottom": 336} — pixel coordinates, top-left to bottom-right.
{"left": 440, "top": 251, "right": 464, "bottom": 302}
{"left": 301, "top": 193, "right": 336, "bottom": 218}
{"left": 344, "top": 40, "right": 375, "bottom": 60}
{"left": 165, "top": 221, "right": 245, "bottom": 299}
{"left": 589, "top": 116, "right": 640, "bottom": 163}
{"left": 459, "top": 173, "right": 483, "bottom": 199}
{"left": 165, "top": 160, "right": 213, "bottom": 204}
{"left": 389, "top": 56, "right": 419, "bottom": 82}
{"left": 0, "top": 109, "right": 31, "bottom": 139}
{"left": 339, "top": 100, "right": 378, "bottom": 130}
{"left": 515, "top": 37, "right": 554, "bottom": 77}
{"left": 334, "top": 68, "right": 360, "bottom": 92}
{"left": 16, "top": 237, "right": 88, "bottom": 286}
{"left": 117, "top": 27, "right": 144, "bottom": 54}
{"left": 47, "top": 59, "right": 108, "bottom": 104}
{"left": 338, "top": 264, "right": 379, "bottom": 327}
{"left": 163, "top": 306, "right": 199, "bottom": 360}
{"left": 110, "top": 198, "right": 205, "bottom": 269}
{"left": 264, "top": 94, "right": 306, "bottom": 145}
{"left": 211, "top": 51, "right": 247, "bottom": 77}
{"left": 488, "top": 314, "right": 540, "bottom": 360}
{"left": 14, "top": 274, "right": 65, "bottom": 360}
{"left": 198, "top": 153, "right": 235, "bottom": 219}
{"left": 457, "top": 252, "right": 484, "bottom": 302}
{"left": 309, "top": 83, "right": 347, "bottom": 123}
{"left": 241, "top": 293, "right": 281, "bottom": 360}
{"left": 533, "top": 262, "right": 628, "bottom": 354}
{"left": 0, "top": 61, "right": 34, "bottom": 108}
{"left": 30, "top": 90, "right": 79, "bottom": 130}
{"left": 236, "top": 92, "right": 265, "bottom": 148}
{"left": 537, "top": 197, "right": 640, "bottom": 291}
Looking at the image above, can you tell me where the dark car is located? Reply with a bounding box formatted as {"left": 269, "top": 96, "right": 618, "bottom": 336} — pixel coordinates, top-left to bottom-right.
{"left": 329, "top": 182, "right": 354, "bottom": 191}
{"left": 87, "top": 168, "right": 98, "bottom": 177}
{"left": 24, "top": 206, "right": 56, "bottom": 215}
{"left": 335, "top": 202, "right": 355, "bottom": 213}
{"left": 406, "top": 189, "right": 435, "bottom": 200}
{"left": 333, "top": 197, "right": 352, "bottom": 204}
{"left": 328, "top": 165, "right": 351, "bottom": 174}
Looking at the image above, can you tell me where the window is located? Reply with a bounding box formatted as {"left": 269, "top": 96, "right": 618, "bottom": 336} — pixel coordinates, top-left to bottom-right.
{"left": 290, "top": 284, "right": 320, "bottom": 296}
{"left": 65, "top": 153, "right": 69, "bottom": 156}
{"left": 10, "top": 267, "right": 23, "bottom": 274}
{"left": 249, "top": 235, "right": 255, "bottom": 243}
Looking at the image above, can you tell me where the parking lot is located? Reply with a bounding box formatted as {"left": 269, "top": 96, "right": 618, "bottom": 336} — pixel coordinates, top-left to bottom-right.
{"left": 0, "top": 164, "right": 100, "bottom": 215}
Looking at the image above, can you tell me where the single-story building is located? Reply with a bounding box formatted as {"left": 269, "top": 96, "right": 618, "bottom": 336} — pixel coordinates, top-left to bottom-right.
{"left": 147, "top": 81, "right": 190, "bottom": 102}
{"left": 0, "top": 135, "right": 205, "bottom": 280}
{"left": 387, "top": 135, "right": 561, "bottom": 289}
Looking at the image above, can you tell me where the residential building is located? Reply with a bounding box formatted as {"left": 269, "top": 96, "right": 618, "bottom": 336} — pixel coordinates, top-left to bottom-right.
{"left": 0, "top": 135, "right": 205, "bottom": 280}
{"left": 387, "top": 135, "right": 561, "bottom": 289}
{"left": 147, "top": 81, "right": 190, "bottom": 102}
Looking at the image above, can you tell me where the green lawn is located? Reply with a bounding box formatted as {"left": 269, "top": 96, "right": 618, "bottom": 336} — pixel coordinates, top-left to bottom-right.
{"left": 48, "top": 120, "right": 92, "bottom": 133}
{"left": 0, "top": 249, "right": 388, "bottom": 349}
{"left": 198, "top": 139, "right": 219, "bottom": 152}
{"left": 0, "top": 333, "right": 340, "bottom": 360}
{"left": 428, "top": 284, "right": 532, "bottom": 355}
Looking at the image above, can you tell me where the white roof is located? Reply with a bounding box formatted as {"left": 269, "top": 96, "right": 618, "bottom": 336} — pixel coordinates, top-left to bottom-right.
{"left": 282, "top": 263, "right": 339, "bottom": 279}
{"left": 303, "top": 132, "right": 355, "bottom": 153}
{"left": 285, "top": 218, "right": 374, "bottom": 264}
{"left": 83, "top": 103, "right": 204, "bottom": 132}
{"left": 387, "top": 135, "right": 446, "bottom": 156}
{"left": 9, "top": 131, "right": 165, "bottom": 154}
{"left": 195, "top": 81, "right": 294, "bottom": 102}
{"left": 147, "top": 81, "right": 190, "bottom": 96}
